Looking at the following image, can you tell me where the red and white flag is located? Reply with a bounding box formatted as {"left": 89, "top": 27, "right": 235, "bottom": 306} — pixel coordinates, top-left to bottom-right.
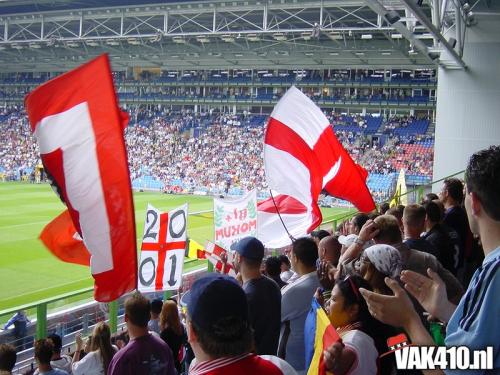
{"left": 259, "top": 86, "right": 375, "bottom": 248}
{"left": 25, "top": 54, "right": 137, "bottom": 302}
{"left": 205, "top": 241, "right": 237, "bottom": 277}
{"left": 138, "top": 204, "right": 188, "bottom": 292}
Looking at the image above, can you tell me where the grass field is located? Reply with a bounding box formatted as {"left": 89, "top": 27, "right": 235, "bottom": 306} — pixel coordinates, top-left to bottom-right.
{"left": 0, "top": 182, "right": 352, "bottom": 311}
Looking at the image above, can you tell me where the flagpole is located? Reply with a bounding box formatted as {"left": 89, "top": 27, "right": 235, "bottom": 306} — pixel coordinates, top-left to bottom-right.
{"left": 269, "top": 190, "right": 295, "bottom": 243}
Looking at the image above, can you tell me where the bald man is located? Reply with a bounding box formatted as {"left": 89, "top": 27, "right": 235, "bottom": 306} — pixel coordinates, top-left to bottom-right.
{"left": 318, "top": 235, "right": 341, "bottom": 266}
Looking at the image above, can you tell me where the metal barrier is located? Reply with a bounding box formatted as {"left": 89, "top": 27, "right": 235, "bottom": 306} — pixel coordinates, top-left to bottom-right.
{"left": 321, "top": 169, "right": 466, "bottom": 230}
{"left": 1, "top": 170, "right": 466, "bottom": 372}
{"left": 0, "top": 262, "right": 208, "bottom": 374}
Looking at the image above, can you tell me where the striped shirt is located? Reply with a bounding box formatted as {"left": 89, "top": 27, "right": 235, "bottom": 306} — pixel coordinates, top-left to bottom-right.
{"left": 445, "top": 246, "right": 500, "bottom": 374}
{"left": 189, "top": 353, "right": 297, "bottom": 375}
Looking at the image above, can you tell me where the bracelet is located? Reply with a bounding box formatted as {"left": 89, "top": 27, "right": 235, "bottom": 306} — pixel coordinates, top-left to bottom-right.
{"left": 354, "top": 238, "right": 365, "bottom": 246}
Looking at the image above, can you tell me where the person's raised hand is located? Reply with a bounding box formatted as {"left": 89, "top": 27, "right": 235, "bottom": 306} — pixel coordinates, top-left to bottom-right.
{"left": 357, "top": 219, "right": 379, "bottom": 243}
{"left": 401, "top": 268, "right": 455, "bottom": 323}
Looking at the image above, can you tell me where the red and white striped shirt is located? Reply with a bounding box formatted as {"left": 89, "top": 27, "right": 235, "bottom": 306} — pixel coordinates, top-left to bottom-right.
{"left": 189, "top": 353, "right": 297, "bottom": 375}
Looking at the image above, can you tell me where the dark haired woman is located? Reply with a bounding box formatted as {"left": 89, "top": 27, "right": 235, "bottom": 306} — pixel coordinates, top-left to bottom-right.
{"left": 324, "top": 275, "right": 395, "bottom": 375}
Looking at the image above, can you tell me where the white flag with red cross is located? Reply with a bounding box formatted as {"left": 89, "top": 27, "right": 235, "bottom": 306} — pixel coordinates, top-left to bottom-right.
{"left": 138, "top": 204, "right": 188, "bottom": 292}
{"left": 205, "top": 241, "right": 237, "bottom": 277}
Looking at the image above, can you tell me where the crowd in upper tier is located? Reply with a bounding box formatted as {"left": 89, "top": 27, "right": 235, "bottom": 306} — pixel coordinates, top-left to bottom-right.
{"left": 0, "top": 106, "right": 433, "bottom": 202}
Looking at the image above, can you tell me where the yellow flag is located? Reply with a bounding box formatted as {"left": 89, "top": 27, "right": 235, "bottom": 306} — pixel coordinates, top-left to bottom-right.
{"left": 187, "top": 239, "right": 206, "bottom": 259}
{"left": 390, "top": 169, "right": 407, "bottom": 207}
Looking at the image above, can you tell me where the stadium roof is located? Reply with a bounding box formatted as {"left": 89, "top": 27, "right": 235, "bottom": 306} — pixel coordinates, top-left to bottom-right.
{"left": 0, "top": 0, "right": 490, "bottom": 72}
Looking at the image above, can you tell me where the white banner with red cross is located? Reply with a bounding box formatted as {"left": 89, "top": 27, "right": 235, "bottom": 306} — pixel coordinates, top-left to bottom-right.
{"left": 213, "top": 189, "right": 257, "bottom": 250}
{"left": 138, "top": 204, "right": 188, "bottom": 292}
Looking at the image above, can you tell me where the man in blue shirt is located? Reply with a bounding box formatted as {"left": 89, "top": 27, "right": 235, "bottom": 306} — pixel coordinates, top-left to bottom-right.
{"left": 359, "top": 145, "right": 500, "bottom": 374}
{"left": 3, "top": 310, "right": 30, "bottom": 350}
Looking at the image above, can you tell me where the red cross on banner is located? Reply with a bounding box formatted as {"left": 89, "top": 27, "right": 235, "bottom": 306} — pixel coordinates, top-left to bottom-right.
{"left": 138, "top": 204, "right": 188, "bottom": 292}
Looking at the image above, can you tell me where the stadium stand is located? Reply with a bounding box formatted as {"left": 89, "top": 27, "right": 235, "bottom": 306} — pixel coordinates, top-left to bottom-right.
{"left": 0, "top": 104, "right": 433, "bottom": 201}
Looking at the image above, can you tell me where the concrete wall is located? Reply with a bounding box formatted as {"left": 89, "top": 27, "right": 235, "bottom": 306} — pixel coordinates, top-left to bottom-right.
{"left": 433, "top": 12, "right": 500, "bottom": 190}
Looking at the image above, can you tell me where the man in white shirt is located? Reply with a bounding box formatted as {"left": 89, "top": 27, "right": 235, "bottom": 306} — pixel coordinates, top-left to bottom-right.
{"left": 278, "top": 238, "right": 320, "bottom": 374}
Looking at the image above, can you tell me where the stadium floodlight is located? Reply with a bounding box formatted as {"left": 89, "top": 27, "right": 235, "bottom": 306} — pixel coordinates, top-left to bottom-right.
{"left": 329, "top": 52, "right": 339, "bottom": 56}
{"left": 354, "top": 52, "right": 365, "bottom": 56}
{"left": 106, "top": 40, "right": 120, "bottom": 46}
{"left": 221, "top": 34, "right": 235, "bottom": 42}
{"left": 301, "top": 32, "right": 312, "bottom": 41}
{"left": 11, "top": 44, "right": 24, "bottom": 50}
{"left": 172, "top": 36, "right": 186, "bottom": 44}
{"left": 305, "top": 52, "right": 314, "bottom": 56}
{"left": 234, "top": 53, "right": 243, "bottom": 57}
{"left": 196, "top": 36, "right": 210, "bottom": 43}
{"left": 391, "top": 33, "right": 403, "bottom": 39}
{"left": 361, "top": 34, "right": 373, "bottom": 40}
{"left": 381, "top": 51, "right": 392, "bottom": 55}
{"left": 272, "top": 33, "right": 287, "bottom": 41}
{"left": 66, "top": 41, "right": 79, "bottom": 48}
{"left": 0, "top": 46, "right": 6, "bottom": 50}
{"left": 246, "top": 34, "right": 260, "bottom": 42}
{"left": 127, "top": 38, "right": 141, "bottom": 45}
{"left": 328, "top": 32, "right": 342, "bottom": 40}
{"left": 29, "top": 43, "right": 42, "bottom": 49}
{"left": 86, "top": 40, "right": 100, "bottom": 47}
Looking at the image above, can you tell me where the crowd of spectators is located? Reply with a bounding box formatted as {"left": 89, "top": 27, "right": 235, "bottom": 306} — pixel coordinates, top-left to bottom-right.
{"left": 1, "top": 147, "right": 498, "bottom": 375}
{"left": 0, "top": 105, "right": 433, "bottom": 199}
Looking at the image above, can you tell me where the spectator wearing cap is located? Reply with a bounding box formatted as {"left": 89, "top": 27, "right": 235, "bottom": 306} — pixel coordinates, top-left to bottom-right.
{"left": 360, "top": 145, "right": 500, "bottom": 374}
{"left": 232, "top": 237, "right": 281, "bottom": 355}
{"left": 185, "top": 274, "right": 297, "bottom": 375}
{"left": 0, "top": 344, "right": 16, "bottom": 375}
{"left": 148, "top": 299, "right": 163, "bottom": 335}
{"left": 279, "top": 238, "right": 320, "bottom": 374}
{"left": 108, "top": 292, "right": 175, "bottom": 375}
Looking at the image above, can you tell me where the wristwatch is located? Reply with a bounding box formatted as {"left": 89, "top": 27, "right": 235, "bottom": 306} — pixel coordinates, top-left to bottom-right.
{"left": 354, "top": 238, "right": 365, "bottom": 246}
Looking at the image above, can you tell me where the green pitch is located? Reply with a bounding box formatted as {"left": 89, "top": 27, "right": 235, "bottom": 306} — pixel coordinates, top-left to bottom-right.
{"left": 0, "top": 182, "right": 353, "bottom": 311}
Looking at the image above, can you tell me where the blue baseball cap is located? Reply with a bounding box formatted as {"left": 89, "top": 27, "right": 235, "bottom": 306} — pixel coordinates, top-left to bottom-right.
{"left": 231, "top": 236, "right": 264, "bottom": 260}
{"left": 183, "top": 273, "right": 248, "bottom": 330}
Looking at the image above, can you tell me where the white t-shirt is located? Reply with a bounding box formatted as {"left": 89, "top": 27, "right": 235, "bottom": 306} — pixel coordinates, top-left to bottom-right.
{"left": 341, "top": 330, "right": 378, "bottom": 375}
{"left": 72, "top": 351, "right": 104, "bottom": 375}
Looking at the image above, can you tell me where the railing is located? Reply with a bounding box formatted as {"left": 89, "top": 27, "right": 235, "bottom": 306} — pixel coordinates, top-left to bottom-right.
{"left": 321, "top": 169, "right": 466, "bottom": 230}
{"left": 0, "top": 262, "right": 208, "bottom": 374}
{"left": 1, "top": 170, "right": 466, "bottom": 372}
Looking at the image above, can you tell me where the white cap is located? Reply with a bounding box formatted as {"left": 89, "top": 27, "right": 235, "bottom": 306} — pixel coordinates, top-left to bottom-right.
{"left": 338, "top": 234, "right": 358, "bottom": 247}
